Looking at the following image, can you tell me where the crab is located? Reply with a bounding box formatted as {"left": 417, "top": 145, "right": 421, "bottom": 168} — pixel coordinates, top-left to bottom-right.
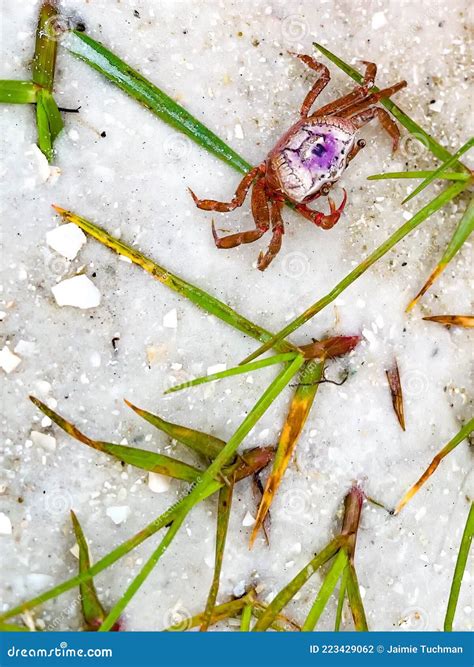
{"left": 189, "top": 53, "right": 407, "bottom": 270}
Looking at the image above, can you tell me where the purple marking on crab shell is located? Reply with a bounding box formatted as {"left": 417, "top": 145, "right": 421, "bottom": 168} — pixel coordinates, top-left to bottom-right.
{"left": 304, "top": 133, "right": 338, "bottom": 170}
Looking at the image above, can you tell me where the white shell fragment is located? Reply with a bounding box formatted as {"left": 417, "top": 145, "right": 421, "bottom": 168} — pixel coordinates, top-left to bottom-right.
{"left": 163, "top": 308, "right": 178, "bottom": 328}
{"left": 0, "top": 512, "right": 12, "bottom": 535}
{"left": 30, "top": 430, "right": 57, "bottom": 452}
{"left": 242, "top": 511, "right": 256, "bottom": 527}
{"left": 148, "top": 472, "right": 171, "bottom": 493}
{"left": 371, "top": 12, "right": 387, "bottom": 30}
{"left": 0, "top": 346, "right": 21, "bottom": 373}
{"left": 46, "top": 224, "right": 87, "bottom": 260}
{"left": 52, "top": 275, "right": 101, "bottom": 309}
{"left": 106, "top": 506, "right": 130, "bottom": 525}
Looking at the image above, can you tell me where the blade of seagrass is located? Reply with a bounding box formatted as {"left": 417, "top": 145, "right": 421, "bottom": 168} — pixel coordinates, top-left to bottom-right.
{"left": 0, "top": 81, "right": 37, "bottom": 104}
{"left": 385, "top": 360, "right": 406, "bottom": 431}
{"left": 32, "top": 2, "right": 58, "bottom": 92}
{"left": 61, "top": 31, "right": 251, "bottom": 174}
{"left": 395, "top": 418, "right": 474, "bottom": 514}
{"left": 0, "top": 622, "right": 29, "bottom": 632}
{"left": 52, "top": 206, "right": 297, "bottom": 355}
{"left": 345, "top": 562, "right": 368, "bottom": 631}
{"left": 97, "top": 357, "right": 304, "bottom": 631}
{"left": 70, "top": 511, "right": 121, "bottom": 631}
{"left": 124, "top": 400, "right": 224, "bottom": 459}
{"left": 249, "top": 360, "right": 323, "bottom": 548}
{"left": 200, "top": 475, "right": 235, "bottom": 631}
{"left": 164, "top": 353, "right": 298, "bottom": 395}
{"left": 423, "top": 315, "right": 474, "bottom": 328}
{"left": 302, "top": 549, "right": 348, "bottom": 631}
{"left": 406, "top": 197, "right": 474, "bottom": 311}
{"left": 334, "top": 565, "right": 348, "bottom": 631}
{"left": 368, "top": 171, "right": 470, "bottom": 182}
{"left": 313, "top": 43, "right": 468, "bottom": 170}
{"left": 30, "top": 396, "right": 201, "bottom": 482}
{"left": 402, "top": 138, "right": 474, "bottom": 204}
{"left": 240, "top": 602, "right": 253, "bottom": 631}
{"left": 444, "top": 503, "right": 474, "bottom": 631}
{"left": 241, "top": 180, "right": 468, "bottom": 364}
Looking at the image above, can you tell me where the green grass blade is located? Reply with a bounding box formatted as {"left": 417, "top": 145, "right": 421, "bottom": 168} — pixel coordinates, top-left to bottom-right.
{"left": 32, "top": 2, "right": 58, "bottom": 91}
{"left": 200, "top": 476, "right": 235, "bottom": 631}
{"left": 41, "top": 89, "right": 64, "bottom": 141}
{"left": 334, "top": 565, "right": 348, "bottom": 631}
{"left": 70, "top": 510, "right": 109, "bottom": 631}
{"left": 124, "top": 400, "right": 224, "bottom": 459}
{"left": 0, "top": 622, "right": 30, "bottom": 632}
{"left": 99, "top": 512, "right": 187, "bottom": 631}
{"left": 36, "top": 89, "right": 53, "bottom": 162}
{"left": 313, "top": 43, "right": 467, "bottom": 170}
{"left": 407, "top": 197, "right": 474, "bottom": 311}
{"left": 345, "top": 562, "right": 368, "bottom": 631}
{"left": 30, "top": 396, "right": 201, "bottom": 482}
{"left": 164, "top": 353, "right": 297, "bottom": 395}
{"left": 252, "top": 537, "right": 344, "bottom": 632}
{"left": 367, "top": 171, "right": 469, "bottom": 182}
{"left": 62, "top": 30, "right": 251, "bottom": 174}
{"left": 242, "top": 180, "right": 467, "bottom": 364}
{"left": 302, "top": 549, "right": 348, "bottom": 631}
{"left": 240, "top": 603, "right": 253, "bottom": 632}
{"left": 52, "top": 206, "right": 297, "bottom": 355}
{"left": 444, "top": 503, "right": 474, "bottom": 631}
{"left": 395, "top": 418, "right": 474, "bottom": 514}
{"left": 0, "top": 80, "right": 37, "bottom": 104}
{"left": 402, "top": 138, "right": 474, "bottom": 204}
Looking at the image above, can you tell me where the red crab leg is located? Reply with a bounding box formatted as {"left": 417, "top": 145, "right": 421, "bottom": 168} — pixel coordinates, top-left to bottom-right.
{"left": 346, "top": 106, "right": 402, "bottom": 152}
{"left": 212, "top": 177, "right": 270, "bottom": 250}
{"left": 289, "top": 53, "right": 330, "bottom": 118}
{"left": 188, "top": 165, "right": 262, "bottom": 212}
{"left": 340, "top": 79, "right": 407, "bottom": 116}
{"left": 257, "top": 199, "right": 285, "bottom": 271}
{"left": 313, "top": 60, "right": 377, "bottom": 118}
{"left": 295, "top": 189, "right": 348, "bottom": 230}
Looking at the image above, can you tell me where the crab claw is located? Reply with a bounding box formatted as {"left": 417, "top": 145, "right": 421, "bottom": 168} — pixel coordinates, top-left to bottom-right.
{"left": 319, "top": 188, "right": 348, "bottom": 229}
